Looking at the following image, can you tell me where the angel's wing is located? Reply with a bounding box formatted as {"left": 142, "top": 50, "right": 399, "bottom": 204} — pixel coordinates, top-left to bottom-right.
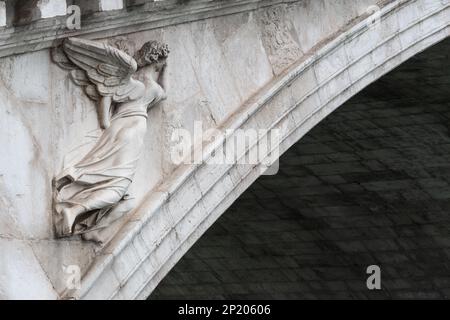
{"left": 52, "top": 37, "right": 144, "bottom": 103}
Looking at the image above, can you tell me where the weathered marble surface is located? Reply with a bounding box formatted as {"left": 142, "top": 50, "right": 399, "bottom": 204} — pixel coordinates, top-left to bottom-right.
{"left": 38, "top": 0, "right": 67, "bottom": 18}
{"left": 82, "top": 0, "right": 448, "bottom": 300}
{"left": 0, "top": 2, "right": 5, "bottom": 27}
{"left": 3, "top": 0, "right": 435, "bottom": 299}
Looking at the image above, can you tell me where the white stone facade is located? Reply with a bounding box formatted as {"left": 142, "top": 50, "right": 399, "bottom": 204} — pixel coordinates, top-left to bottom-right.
{"left": 38, "top": 0, "right": 67, "bottom": 18}
{"left": 100, "top": 0, "right": 124, "bottom": 11}
{"left": 0, "top": 0, "right": 448, "bottom": 299}
{"left": 0, "top": 1, "right": 5, "bottom": 27}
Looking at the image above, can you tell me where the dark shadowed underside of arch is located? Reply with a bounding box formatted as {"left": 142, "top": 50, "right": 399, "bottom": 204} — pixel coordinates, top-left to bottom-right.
{"left": 150, "top": 38, "right": 450, "bottom": 300}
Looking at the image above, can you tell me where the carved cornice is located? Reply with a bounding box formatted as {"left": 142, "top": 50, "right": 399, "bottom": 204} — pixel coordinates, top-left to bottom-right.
{"left": 0, "top": 0, "right": 298, "bottom": 58}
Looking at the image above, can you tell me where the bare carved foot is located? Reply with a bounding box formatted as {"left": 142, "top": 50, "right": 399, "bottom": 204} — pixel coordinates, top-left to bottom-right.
{"left": 81, "top": 230, "right": 103, "bottom": 244}
{"left": 61, "top": 208, "right": 77, "bottom": 236}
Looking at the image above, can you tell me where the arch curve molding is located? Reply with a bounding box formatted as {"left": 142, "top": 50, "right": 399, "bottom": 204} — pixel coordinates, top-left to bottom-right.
{"left": 78, "top": 0, "right": 449, "bottom": 300}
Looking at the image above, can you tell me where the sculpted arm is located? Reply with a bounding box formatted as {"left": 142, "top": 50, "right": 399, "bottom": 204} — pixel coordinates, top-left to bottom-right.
{"left": 157, "top": 62, "right": 167, "bottom": 90}
{"left": 98, "top": 96, "right": 112, "bottom": 129}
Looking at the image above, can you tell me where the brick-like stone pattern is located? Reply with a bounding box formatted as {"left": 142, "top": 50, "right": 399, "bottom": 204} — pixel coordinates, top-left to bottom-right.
{"left": 150, "top": 38, "right": 450, "bottom": 300}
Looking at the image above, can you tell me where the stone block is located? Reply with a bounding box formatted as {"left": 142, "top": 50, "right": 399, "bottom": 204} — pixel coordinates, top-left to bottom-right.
{"left": 0, "top": 1, "right": 5, "bottom": 27}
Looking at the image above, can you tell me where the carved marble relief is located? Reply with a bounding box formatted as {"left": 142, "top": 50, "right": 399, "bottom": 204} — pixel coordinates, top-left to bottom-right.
{"left": 51, "top": 37, "right": 169, "bottom": 243}
{"left": 258, "top": 6, "right": 302, "bottom": 75}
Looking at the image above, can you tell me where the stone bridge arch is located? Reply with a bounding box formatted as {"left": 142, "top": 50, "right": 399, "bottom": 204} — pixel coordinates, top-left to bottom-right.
{"left": 78, "top": 0, "right": 449, "bottom": 299}
{"left": 151, "top": 35, "right": 450, "bottom": 300}
{"left": 0, "top": 0, "right": 448, "bottom": 300}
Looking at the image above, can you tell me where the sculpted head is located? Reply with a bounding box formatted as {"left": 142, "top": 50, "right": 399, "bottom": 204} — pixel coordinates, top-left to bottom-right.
{"left": 134, "top": 41, "right": 169, "bottom": 72}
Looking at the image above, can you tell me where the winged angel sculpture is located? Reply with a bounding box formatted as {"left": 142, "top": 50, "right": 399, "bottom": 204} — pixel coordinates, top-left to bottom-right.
{"left": 52, "top": 37, "right": 168, "bottom": 242}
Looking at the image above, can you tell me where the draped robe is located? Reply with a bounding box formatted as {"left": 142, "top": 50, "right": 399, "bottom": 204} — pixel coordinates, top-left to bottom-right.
{"left": 54, "top": 82, "right": 166, "bottom": 237}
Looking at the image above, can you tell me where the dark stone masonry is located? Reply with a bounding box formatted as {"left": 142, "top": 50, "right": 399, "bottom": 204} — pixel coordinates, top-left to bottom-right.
{"left": 150, "top": 38, "right": 450, "bottom": 300}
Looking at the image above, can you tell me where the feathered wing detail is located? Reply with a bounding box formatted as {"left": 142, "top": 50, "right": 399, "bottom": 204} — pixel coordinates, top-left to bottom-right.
{"left": 52, "top": 46, "right": 100, "bottom": 100}
{"left": 51, "top": 37, "right": 145, "bottom": 103}
{"left": 51, "top": 45, "right": 75, "bottom": 70}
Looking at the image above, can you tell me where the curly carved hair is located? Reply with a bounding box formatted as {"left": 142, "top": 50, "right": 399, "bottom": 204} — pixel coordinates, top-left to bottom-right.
{"left": 134, "top": 41, "right": 169, "bottom": 68}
